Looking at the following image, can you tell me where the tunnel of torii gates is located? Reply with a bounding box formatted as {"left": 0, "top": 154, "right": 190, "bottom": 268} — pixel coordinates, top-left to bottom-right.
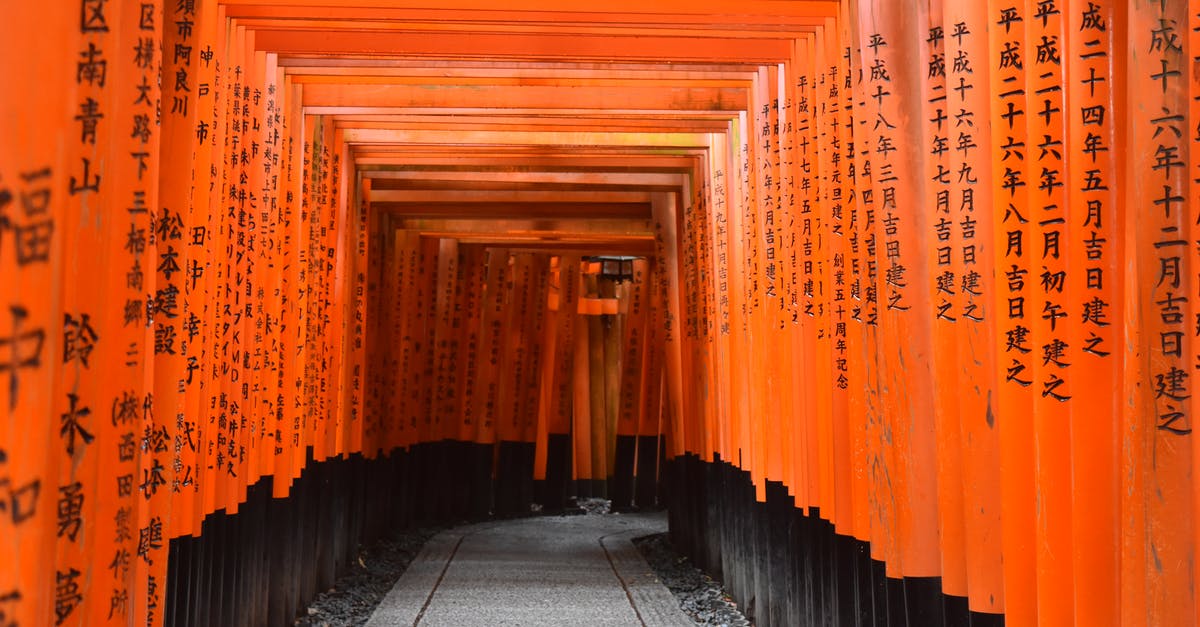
{"left": 4, "top": 0, "right": 1200, "bottom": 625}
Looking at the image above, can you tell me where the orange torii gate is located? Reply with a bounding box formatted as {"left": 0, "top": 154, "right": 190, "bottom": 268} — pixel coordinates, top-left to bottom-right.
{"left": 1, "top": 1, "right": 1198, "bottom": 626}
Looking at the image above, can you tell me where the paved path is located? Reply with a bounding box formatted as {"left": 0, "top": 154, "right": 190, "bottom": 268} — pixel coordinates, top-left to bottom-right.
{"left": 366, "top": 512, "right": 693, "bottom": 627}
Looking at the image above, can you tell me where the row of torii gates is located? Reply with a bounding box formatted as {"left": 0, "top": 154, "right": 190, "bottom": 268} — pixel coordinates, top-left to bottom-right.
{"left": 2, "top": 0, "right": 1199, "bottom": 626}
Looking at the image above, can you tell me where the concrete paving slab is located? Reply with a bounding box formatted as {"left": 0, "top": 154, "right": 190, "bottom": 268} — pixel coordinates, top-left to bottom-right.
{"left": 366, "top": 512, "right": 693, "bottom": 627}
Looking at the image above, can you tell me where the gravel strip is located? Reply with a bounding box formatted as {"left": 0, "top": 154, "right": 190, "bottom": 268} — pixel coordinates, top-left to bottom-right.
{"left": 632, "top": 532, "right": 752, "bottom": 627}
{"left": 296, "top": 526, "right": 442, "bottom": 626}
{"left": 575, "top": 497, "right": 751, "bottom": 626}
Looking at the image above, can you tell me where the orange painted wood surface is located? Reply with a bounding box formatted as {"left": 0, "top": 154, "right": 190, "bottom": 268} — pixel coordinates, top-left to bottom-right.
{"left": 3, "top": 1, "right": 1199, "bottom": 625}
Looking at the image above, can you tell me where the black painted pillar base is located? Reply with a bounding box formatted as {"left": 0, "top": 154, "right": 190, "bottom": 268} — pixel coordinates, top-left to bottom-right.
{"left": 608, "top": 434, "right": 637, "bottom": 510}
{"left": 664, "top": 455, "right": 1008, "bottom": 627}
{"left": 534, "top": 433, "right": 572, "bottom": 511}
{"left": 633, "top": 434, "right": 659, "bottom": 507}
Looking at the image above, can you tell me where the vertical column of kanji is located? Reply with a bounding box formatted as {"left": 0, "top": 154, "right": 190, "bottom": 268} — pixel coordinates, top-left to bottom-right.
{"left": 242, "top": 42, "right": 268, "bottom": 486}
{"left": 832, "top": 3, "right": 863, "bottom": 541}
{"left": 778, "top": 54, "right": 800, "bottom": 507}
{"left": 762, "top": 67, "right": 788, "bottom": 490}
{"left": 360, "top": 177, "right": 380, "bottom": 456}
{"left": 1190, "top": 3, "right": 1200, "bottom": 623}
{"left": 1064, "top": 1, "right": 1120, "bottom": 623}
{"left": 637, "top": 262, "right": 665, "bottom": 451}
{"left": 223, "top": 13, "right": 242, "bottom": 502}
{"left": 202, "top": 8, "right": 231, "bottom": 518}
{"left": 430, "top": 238, "right": 458, "bottom": 442}
{"left": 811, "top": 24, "right": 837, "bottom": 518}
{"left": 744, "top": 68, "right": 772, "bottom": 497}
{"left": 522, "top": 256, "right": 551, "bottom": 449}
{"left": 375, "top": 224, "right": 396, "bottom": 456}
{"left": 331, "top": 129, "right": 354, "bottom": 457}
{"left": 360, "top": 200, "right": 379, "bottom": 456}
{"left": 849, "top": 6, "right": 900, "bottom": 576}
{"left": 258, "top": 52, "right": 288, "bottom": 472}
{"left": 618, "top": 258, "right": 649, "bottom": 458}
{"left": 218, "top": 23, "right": 246, "bottom": 512}
{"left": 831, "top": 20, "right": 855, "bottom": 531}
{"left": 729, "top": 82, "right": 748, "bottom": 478}
{"left": 219, "top": 20, "right": 244, "bottom": 496}
{"left": 158, "top": 0, "right": 199, "bottom": 548}
{"left": 393, "top": 230, "right": 420, "bottom": 451}
{"left": 858, "top": 0, "right": 942, "bottom": 584}
{"left": 0, "top": 3, "right": 74, "bottom": 625}
{"left": 186, "top": 0, "right": 218, "bottom": 530}
{"left": 388, "top": 225, "right": 407, "bottom": 454}
{"left": 92, "top": 2, "right": 160, "bottom": 625}
{"left": 638, "top": 257, "right": 667, "bottom": 434}
{"left": 310, "top": 115, "right": 332, "bottom": 460}
{"left": 630, "top": 259, "right": 652, "bottom": 441}
{"left": 943, "top": 0, "right": 1005, "bottom": 615}
{"left": 368, "top": 189, "right": 391, "bottom": 456}
{"left": 792, "top": 43, "right": 818, "bottom": 510}
{"left": 700, "top": 163, "right": 720, "bottom": 466}
{"left": 275, "top": 77, "right": 306, "bottom": 492}
{"left": 326, "top": 122, "right": 346, "bottom": 458}
{"left": 373, "top": 214, "right": 394, "bottom": 454}
{"left": 780, "top": 44, "right": 800, "bottom": 507}
{"left": 706, "top": 132, "right": 734, "bottom": 467}
{"left": 382, "top": 225, "right": 403, "bottom": 452}
{"left": 689, "top": 159, "right": 716, "bottom": 465}
{"left": 246, "top": 48, "right": 272, "bottom": 475}
{"left": 533, "top": 256, "right": 560, "bottom": 482}
{"left": 310, "top": 117, "right": 333, "bottom": 461}
{"left": 0, "top": 7, "right": 74, "bottom": 627}
{"left": 505, "top": 249, "right": 530, "bottom": 451}
{"left": 454, "top": 244, "right": 481, "bottom": 445}
{"left": 676, "top": 164, "right": 698, "bottom": 464}
{"left": 723, "top": 107, "right": 752, "bottom": 473}
{"left": 1124, "top": 1, "right": 1195, "bottom": 624}
{"left": 401, "top": 229, "right": 423, "bottom": 450}
{"left": 728, "top": 138, "right": 746, "bottom": 465}
{"left": 262, "top": 56, "right": 285, "bottom": 471}
{"left": 58, "top": 0, "right": 119, "bottom": 624}
{"left": 1023, "top": 1, "right": 1075, "bottom": 620}
{"left": 457, "top": 246, "right": 485, "bottom": 445}
{"left": 449, "top": 245, "right": 474, "bottom": 444}
{"left": 840, "top": 10, "right": 874, "bottom": 541}
{"left": 398, "top": 227, "right": 417, "bottom": 454}
{"left": 416, "top": 242, "right": 440, "bottom": 448}
{"left": 301, "top": 115, "right": 323, "bottom": 467}
{"left": 417, "top": 231, "right": 441, "bottom": 446}
{"left": 468, "top": 243, "right": 496, "bottom": 444}
{"left": 549, "top": 256, "right": 578, "bottom": 458}
{"left": 923, "top": 0, "right": 970, "bottom": 604}
{"left": 676, "top": 176, "right": 700, "bottom": 460}
{"left": 181, "top": 1, "right": 209, "bottom": 534}
{"left": 339, "top": 146, "right": 362, "bottom": 457}
{"left": 380, "top": 222, "right": 400, "bottom": 454}
{"left": 985, "top": 1, "right": 1037, "bottom": 621}
{"left": 314, "top": 118, "right": 338, "bottom": 454}
{"left": 651, "top": 190, "right": 686, "bottom": 460}
{"left": 362, "top": 182, "right": 381, "bottom": 457}
{"left": 346, "top": 168, "right": 368, "bottom": 456}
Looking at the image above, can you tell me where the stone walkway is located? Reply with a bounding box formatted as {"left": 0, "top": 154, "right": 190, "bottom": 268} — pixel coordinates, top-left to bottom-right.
{"left": 366, "top": 512, "right": 693, "bottom": 626}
